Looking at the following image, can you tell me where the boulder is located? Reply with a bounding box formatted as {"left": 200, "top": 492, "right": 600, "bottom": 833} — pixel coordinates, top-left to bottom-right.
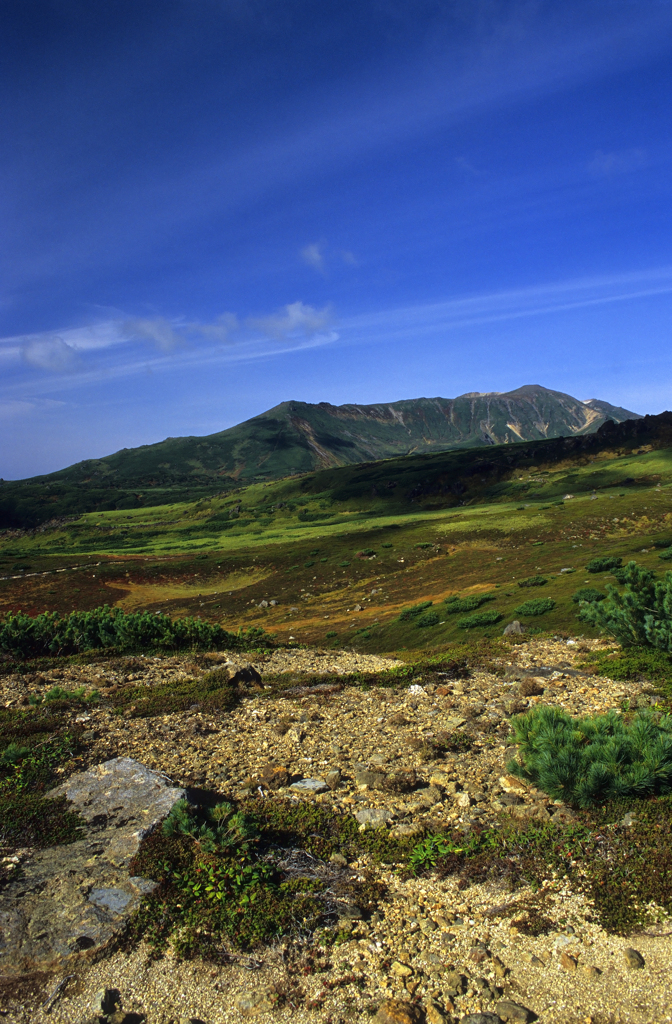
{"left": 0, "top": 758, "right": 184, "bottom": 974}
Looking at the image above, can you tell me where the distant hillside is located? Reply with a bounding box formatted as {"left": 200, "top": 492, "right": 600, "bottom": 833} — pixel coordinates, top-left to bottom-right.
{"left": 0, "top": 384, "right": 640, "bottom": 527}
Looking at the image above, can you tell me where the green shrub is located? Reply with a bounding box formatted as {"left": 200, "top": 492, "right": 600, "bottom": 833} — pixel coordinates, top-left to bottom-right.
{"left": 572, "top": 588, "right": 605, "bottom": 604}
{"left": 304, "top": 561, "right": 315, "bottom": 568}
{"left": 398, "top": 601, "right": 433, "bottom": 622}
{"left": 659, "top": 548, "right": 672, "bottom": 562}
{"left": 0, "top": 606, "right": 274, "bottom": 659}
{"left": 586, "top": 556, "right": 623, "bottom": 573}
{"left": 507, "top": 705, "right": 672, "bottom": 807}
{"left": 517, "top": 575, "right": 547, "bottom": 588}
{"left": 514, "top": 598, "right": 556, "bottom": 616}
{"left": 339, "top": 561, "right": 350, "bottom": 567}
{"left": 417, "top": 611, "right": 440, "bottom": 628}
{"left": 457, "top": 610, "right": 502, "bottom": 629}
{"left": 444, "top": 593, "right": 495, "bottom": 613}
{"left": 325, "top": 631, "right": 337, "bottom": 639}
{"left": 579, "top": 562, "right": 672, "bottom": 651}
{"left": 381, "top": 543, "right": 393, "bottom": 548}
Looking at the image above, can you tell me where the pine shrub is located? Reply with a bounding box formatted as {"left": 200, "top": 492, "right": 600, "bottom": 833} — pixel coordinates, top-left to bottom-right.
{"left": 514, "top": 598, "right": 556, "bottom": 616}
{"left": 0, "top": 606, "right": 274, "bottom": 659}
{"left": 457, "top": 609, "right": 502, "bottom": 629}
{"left": 518, "top": 575, "right": 547, "bottom": 588}
{"left": 586, "top": 556, "right": 623, "bottom": 573}
{"left": 659, "top": 548, "right": 672, "bottom": 562}
{"left": 572, "top": 587, "right": 605, "bottom": 604}
{"left": 578, "top": 561, "right": 672, "bottom": 651}
{"left": 444, "top": 593, "right": 495, "bottom": 613}
{"left": 508, "top": 705, "right": 672, "bottom": 807}
{"left": 417, "top": 611, "right": 440, "bottom": 628}
{"left": 398, "top": 601, "right": 433, "bottom": 622}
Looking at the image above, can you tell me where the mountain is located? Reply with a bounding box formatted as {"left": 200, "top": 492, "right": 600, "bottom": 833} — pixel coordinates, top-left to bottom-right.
{"left": 0, "top": 384, "right": 639, "bottom": 527}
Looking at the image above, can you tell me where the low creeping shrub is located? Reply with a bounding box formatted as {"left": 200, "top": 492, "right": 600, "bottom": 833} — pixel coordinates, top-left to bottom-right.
{"left": 517, "top": 575, "right": 547, "bottom": 588}
{"left": 659, "top": 548, "right": 672, "bottom": 562}
{"left": 514, "top": 598, "right": 555, "bottom": 616}
{"left": 457, "top": 610, "right": 502, "bottom": 629}
{"left": 0, "top": 606, "right": 275, "bottom": 659}
{"left": 444, "top": 593, "right": 495, "bottom": 613}
{"left": 572, "top": 588, "right": 605, "bottom": 604}
{"left": 507, "top": 705, "right": 672, "bottom": 807}
{"left": 416, "top": 611, "right": 440, "bottom": 628}
{"left": 398, "top": 601, "right": 433, "bottom": 622}
{"left": 586, "top": 556, "right": 623, "bottom": 573}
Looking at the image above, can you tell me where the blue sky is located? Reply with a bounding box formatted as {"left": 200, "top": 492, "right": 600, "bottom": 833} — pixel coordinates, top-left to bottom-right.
{"left": 2, "top": 0, "right": 672, "bottom": 479}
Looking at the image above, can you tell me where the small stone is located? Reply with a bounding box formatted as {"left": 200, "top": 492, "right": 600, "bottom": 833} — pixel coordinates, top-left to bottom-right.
{"left": 560, "top": 951, "right": 577, "bottom": 971}
{"left": 325, "top": 770, "right": 341, "bottom": 789}
{"left": 390, "top": 961, "right": 414, "bottom": 977}
{"left": 235, "top": 987, "right": 278, "bottom": 1016}
{"left": 93, "top": 987, "right": 121, "bottom": 1016}
{"left": 429, "top": 771, "right": 452, "bottom": 788}
{"left": 355, "top": 769, "right": 387, "bottom": 790}
{"left": 374, "top": 999, "right": 424, "bottom": 1024}
{"left": 329, "top": 852, "right": 347, "bottom": 867}
{"left": 495, "top": 999, "right": 534, "bottom": 1023}
{"left": 289, "top": 777, "right": 328, "bottom": 794}
{"left": 442, "top": 971, "right": 467, "bottom": 996}
{"left": 419, "top": 917, "right": 437, "bottom": 934}
{"left": 623, "top": 947, "right": 645, "bottom": 969}
{"left": 498, "top": 775, "right": 528, "bottom": 796}
{"left": 583, "top": 965, "right": 602, "bottom": 981}
{"left": 425, "top": 1002, "right": 449, "bottom": 1024}
{"left": 355, "top": 807, "right": 393, "bottom": 827}
{"left": 503, "top": 620, "right": 525, "bottom": 635}
{"left": 461, "top": 1015, "right": 504, "bottom": 1024}
{"left": 454, "top": 792, "right": 472, "bottom": 809}
{"left": 259, "top": 764, "right": 289, "bottom": 790}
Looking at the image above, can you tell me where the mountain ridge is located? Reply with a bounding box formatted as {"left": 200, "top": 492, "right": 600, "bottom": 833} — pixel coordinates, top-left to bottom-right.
{"left": 0, "top": 384, "right": 639, "bottom": 527}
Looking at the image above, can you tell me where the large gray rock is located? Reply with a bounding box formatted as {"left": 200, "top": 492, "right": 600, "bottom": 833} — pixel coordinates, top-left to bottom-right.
{"left": 0, "top": 758, "right": 184, "bottom": 974}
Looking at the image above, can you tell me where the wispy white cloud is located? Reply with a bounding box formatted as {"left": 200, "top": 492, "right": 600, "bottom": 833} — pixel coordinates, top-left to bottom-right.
{"left": 246, "top": 301, "right": 334, "bottom": 340}
{"left": 301, "top": 242, "right": 325, "bottom": 273}
{"left": 22, "top": 336, "right": 79, "bottom": 372}
{"left": 122, "top": 317, "right": 184, "bottom": 353}
{"left": 588, "top": 148, "right": 648, "bottom": 176}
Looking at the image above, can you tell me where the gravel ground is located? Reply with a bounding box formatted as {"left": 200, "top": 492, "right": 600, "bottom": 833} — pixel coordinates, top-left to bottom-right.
{"left": 1, "top": 638, "right": 671, "bottom": 1024}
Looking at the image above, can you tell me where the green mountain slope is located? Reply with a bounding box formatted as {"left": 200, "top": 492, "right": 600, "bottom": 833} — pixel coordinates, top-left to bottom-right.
{"left": 0, "top": 384, "right": 639, "bottom": 528}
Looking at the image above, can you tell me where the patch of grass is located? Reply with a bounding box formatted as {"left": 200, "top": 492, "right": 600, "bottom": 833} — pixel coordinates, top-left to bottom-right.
{"left": 514, "top": 598, "right": 556, "bottom": 616}
{"left": 578, "top": 647, "right": 672, "bottom": 692}
{"left": 127, "top": 797, "right": 412, "bottom": 957}
{"left": 410, "top": 794, "right": 672, "bottom": 935}
{"left": 107, "top": 666, "right": 239, "bottom": 718}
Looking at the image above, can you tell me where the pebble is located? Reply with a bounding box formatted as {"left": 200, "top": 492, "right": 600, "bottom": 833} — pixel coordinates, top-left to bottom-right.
{"left": 623, "top": 947, "right": 645, "bottom": 969}
{"left": 374, "top": 999, "right": 424, "bottom": 1024}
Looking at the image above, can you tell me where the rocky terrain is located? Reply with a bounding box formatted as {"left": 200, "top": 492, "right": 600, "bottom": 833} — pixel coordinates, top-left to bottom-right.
{"left": 0, "top": 638, "right": 669, "bottom": 1024}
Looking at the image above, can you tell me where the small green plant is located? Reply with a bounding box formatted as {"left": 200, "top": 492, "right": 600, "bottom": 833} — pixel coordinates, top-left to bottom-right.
{"left": 586, "top": 556, "right": 623, "bottom": 573}
{"left": 359, "top": 548, "right": 376, "bottom": 556}
{"left": 514, "top": 598, "right": 556, "bottom": 616}
{"left": 304, "top": 561, "right": 316, "bottom": 568}
{"left": 444, "top": 593, "right": 495, "bottom": 613}
{"left": 325, "top": 631, "right": 337, "bottom": 638}
{"left": 579, "top": 562, "right": 672, "bottom": 651}
{"left": 0, "top": 742, "right": 30, "bottom": 767}
{"left": 417, "top": 611, "right": 440, "bottom": 628}
{"left": 381, "top": 543, "right": 393, "bottom": 548}
{"left": 517, "top": 575, "right": 547, "bottom": 588}
{"left": 398, "top": 601, "right": 433, "bottom": 622}
{"left": 458, "top": 609, "right": 502, "bottom": 629}
{"left": 572, "top": 587, "right": 605, "bottom": 604}
{"left": 163, "top": 799, "right": 259, "bottom": 853}
{"left": 339, "top": 561, "right": 350, "bottom": 567}
{"left": 659, "top": 548, "right": 672, "bottom": 561}
{"left": 508, "top": 705, "right": 672, "bottom": 807}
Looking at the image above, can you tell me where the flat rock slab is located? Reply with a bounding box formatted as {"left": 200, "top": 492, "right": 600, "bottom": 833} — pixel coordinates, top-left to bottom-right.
{"left": 0, "top": 758, "right": 184, "bottom": 975}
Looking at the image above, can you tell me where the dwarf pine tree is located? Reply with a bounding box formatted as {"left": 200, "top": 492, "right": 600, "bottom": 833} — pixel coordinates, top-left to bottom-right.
{"left": 507, "top": 705, "right": 672, "bottom": 807}
{"left": 579, "top": 561, "right": 672, "bottom": 651}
